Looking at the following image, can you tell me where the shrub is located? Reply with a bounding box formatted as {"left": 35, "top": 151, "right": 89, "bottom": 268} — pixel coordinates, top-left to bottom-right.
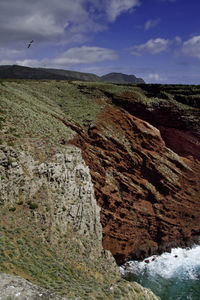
{"left": 17, "top": 201, "right": 23, "bottom": 205}
{"left": 28, "top": 202, "right": 38, "bottom": 210}
{"left": 9, "top": 207, "right": 16, "bottom": 212}
{"left": 17, "top": 239, "right": 23, "bottom": 245}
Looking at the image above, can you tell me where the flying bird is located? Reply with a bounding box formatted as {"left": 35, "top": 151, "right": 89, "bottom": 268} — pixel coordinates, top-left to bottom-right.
{"left": 27, "top": 40, "right": 34, "bottom": 48}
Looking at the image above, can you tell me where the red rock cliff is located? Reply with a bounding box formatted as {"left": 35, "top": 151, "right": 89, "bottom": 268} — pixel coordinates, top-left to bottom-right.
{"left": 70, "top": 84, "right": 200, "bottom": 265}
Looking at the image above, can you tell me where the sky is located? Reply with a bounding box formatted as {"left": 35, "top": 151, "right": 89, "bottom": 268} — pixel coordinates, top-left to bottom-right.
{"left": 0, "top": 0, "right": 199, "bottom": 84}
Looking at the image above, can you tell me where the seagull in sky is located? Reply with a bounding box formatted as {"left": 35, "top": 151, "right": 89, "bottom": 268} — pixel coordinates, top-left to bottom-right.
{"left": 27, "top": 40, "right": 34, "bottom": 48}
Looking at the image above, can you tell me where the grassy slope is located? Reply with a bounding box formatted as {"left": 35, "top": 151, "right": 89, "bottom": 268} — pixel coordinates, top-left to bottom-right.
{"left": 1, "top": 79, "right": 199, "bottom": 150}
{"left": 0, "top": 206, "right": 121, "bottom": 299}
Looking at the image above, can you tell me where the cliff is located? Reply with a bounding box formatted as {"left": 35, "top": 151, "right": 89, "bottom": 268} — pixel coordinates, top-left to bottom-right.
{"left": 0, "top": 144, "right": 158, "bottom": 299}
{"left": 0, "top": 79, "right": 199, "bottom": 298}
{"left": 70, "top": 82, "right": 200, "bottom": 264}
{"left": 101, "top": 72, "right": 145, "bottom": 84}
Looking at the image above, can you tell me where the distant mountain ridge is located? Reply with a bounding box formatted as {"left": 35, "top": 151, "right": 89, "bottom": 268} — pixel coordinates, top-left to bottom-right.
{"left": 101, "top": 72, "right": 144, "bottom": 84}
{"left": 0, "top": 65, "right": 145, "bottom": 83}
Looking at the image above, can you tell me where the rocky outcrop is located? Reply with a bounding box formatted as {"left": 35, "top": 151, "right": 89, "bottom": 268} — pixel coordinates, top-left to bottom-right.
{"left": 0, "top": 144, "right": 102, "bottom": 248}
{"left": 101, "top": 72, "right": 145, "bottom": 84}
{"left": 0, "top": 273, "right": 67, "bottom": 300}
{"left": 71, "top": 97, "right": 200, "bottom": 264}
{"left": 0, "top": 144, "right": 159, "bottom": 299}
{"left": 0, "top": 273, "right": 159, "bottom": 300}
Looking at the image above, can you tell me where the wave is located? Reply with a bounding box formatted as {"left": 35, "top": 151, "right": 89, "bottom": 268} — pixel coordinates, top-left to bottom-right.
{"left": 120, "top": 245, "right": 200, "bottom": 300}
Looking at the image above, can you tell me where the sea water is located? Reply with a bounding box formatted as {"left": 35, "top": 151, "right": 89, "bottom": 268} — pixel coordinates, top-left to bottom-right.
{"left": 120, "top": 245, "right": 200, "bottom": 300}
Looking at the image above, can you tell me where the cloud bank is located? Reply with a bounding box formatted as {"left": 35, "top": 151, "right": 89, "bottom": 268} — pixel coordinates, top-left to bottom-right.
{"left": 182, "top": 36, "right": 200, "bottom": 59}
{"left": 13, "top": 46, "right": 118, "bottom": 68}
{"left": 0, "top": 0, "right": 140, "bottom": 47}
{"left": 130, "top": 38, "right": 171, "bottom": 55}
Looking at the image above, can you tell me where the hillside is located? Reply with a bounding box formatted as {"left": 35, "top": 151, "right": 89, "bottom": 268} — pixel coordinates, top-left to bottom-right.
{"left": 101, "top": 72, "right": 144, "bottom": 84}
{"left": 0, "top": 79, "right": 200, "bottom": 299}
{"left": 0, "top": 65, "right": 145, "bottom": 83}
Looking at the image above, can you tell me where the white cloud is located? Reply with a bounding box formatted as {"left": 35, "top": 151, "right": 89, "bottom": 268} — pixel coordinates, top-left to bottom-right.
{"left": 0, "top": 0, "right": 141, "bottom": 48}
{"left": 0, "top": 46, "right": 27, "bottom": 65}
{"left": 104, "top": 0, "right": 140, "bottom": 21}
{"left": 11, "top": 46, "right": 118, "bottom": 68}
{"left": 182, "top": 35, "right": 200, "bottom": 59}
{"left": 0, "top": 59, "right": 16, "bottom": 65}
{"left": 51, "top": 46, "right": 118, "bottom": 64}
{"left": 130, "top": 38, "right": 171, "bottom": 55}
{"left": 15, "top": 59, "right": 42, "bottom": 67}
{"left": 0, "top": 0, "right": 89, "bottom": 45}
{"left": 148, "top": 73, "right": 160, "bottom": 81}
{"left": 174, "top": 36, "right": 182, "bottom": 44}
{"left": 144, "top": 73, "right": 167, "bottom": 83}
{"left": 11, "top": 14, "right": 65, "bottom": 38}
{"left": 144, "top": 18, "right": 160, "bottom": 30}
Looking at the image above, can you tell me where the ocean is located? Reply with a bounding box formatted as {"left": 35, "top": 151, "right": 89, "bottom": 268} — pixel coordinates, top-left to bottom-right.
{"left": 120, "top": 245, "right": 200, "bottom": 300}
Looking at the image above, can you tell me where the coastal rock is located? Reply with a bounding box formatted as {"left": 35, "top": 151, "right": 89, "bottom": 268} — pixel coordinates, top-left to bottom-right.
{"left": 0, "top": 143, "right": 159, "bottom": 299}
{"left": 0, "top": 273, "right": 67, "bottom": 300}
{"left": 71, "top": 97, "right": 200, "bottom": 264}
{"left": 0, "top": 144, "right": 102, "bottom": 252}
{"left": 0, "top": 273, "right": 159, "bottom": 300}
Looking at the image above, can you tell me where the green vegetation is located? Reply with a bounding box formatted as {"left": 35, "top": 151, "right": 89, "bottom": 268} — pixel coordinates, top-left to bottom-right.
{"left": 138, "top": 83, "right": 200, "bottom": 108}
{"left": 8, "top": 207, "right": 16, "bottom": 212}
{"left": 0, "top": 80, "right": 75, "bottom": 157}
{"left": 0, "top": 206, "right": 151, "bottom": 299}
{"left": 28, "top": 202, "right": 38, "bottom": 210}
{"left": 1, "top": 79, "right": 199, "bottom": 158}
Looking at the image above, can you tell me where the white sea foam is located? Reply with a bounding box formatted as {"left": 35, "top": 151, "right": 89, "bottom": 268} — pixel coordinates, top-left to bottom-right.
{"left": 120, "top": 245, "right": 200, "bottom": 281}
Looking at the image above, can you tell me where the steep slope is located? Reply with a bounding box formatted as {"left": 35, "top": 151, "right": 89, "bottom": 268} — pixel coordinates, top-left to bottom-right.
{"left": 71, "top": 102, "right": 200, "bottom": 264}
{"left": 60, "top": 81, "right": 200, "bottom": 264}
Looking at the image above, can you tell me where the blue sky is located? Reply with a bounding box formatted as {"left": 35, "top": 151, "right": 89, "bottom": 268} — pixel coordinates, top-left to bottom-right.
{"left": 0, "top": 0, "right": 199, "bottom": 83}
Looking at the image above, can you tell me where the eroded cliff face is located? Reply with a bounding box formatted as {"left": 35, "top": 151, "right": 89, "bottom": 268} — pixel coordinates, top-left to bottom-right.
{"left": 70, "top": 87, "right": 200, "bottom": 265}
{"left": 0, "top": 144, "right": 102, "bottom": 250}
{"left": 0, "top": 144, "right": 159, "bottom": 299}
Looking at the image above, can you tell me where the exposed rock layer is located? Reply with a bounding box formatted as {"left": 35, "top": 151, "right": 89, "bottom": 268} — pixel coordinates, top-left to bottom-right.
{"left": 71, "top": 92, "right": 200, "bottom": 264}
